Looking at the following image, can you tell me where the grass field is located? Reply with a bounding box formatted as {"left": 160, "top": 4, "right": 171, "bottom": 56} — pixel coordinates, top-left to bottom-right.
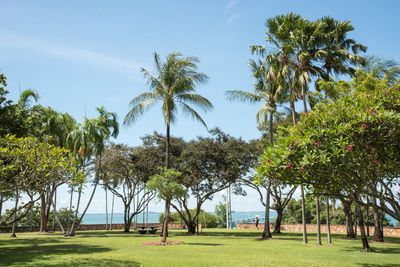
{"left": 0, "top": 229, "right": 399, "bottom": 266}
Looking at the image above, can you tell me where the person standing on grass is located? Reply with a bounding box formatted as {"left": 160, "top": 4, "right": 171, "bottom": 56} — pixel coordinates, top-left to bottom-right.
{"left": 255, "top": 217, "right": 259, "bottom": 229}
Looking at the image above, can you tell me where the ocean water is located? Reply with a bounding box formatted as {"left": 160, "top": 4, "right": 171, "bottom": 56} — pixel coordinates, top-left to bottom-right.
{"left": 81, "top": 210, "right": 398, "bottom": 227}
{"left": 81, "top": 211, "right": 277, "bottom": 226}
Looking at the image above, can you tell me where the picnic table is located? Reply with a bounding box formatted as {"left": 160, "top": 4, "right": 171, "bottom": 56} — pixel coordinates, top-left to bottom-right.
{"left": 137, "top": 226, "right": 158, "bottom": 234}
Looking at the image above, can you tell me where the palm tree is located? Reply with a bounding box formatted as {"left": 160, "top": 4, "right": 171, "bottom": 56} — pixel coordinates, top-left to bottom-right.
{"left": 362, "top": 55, "right": 400, "bottom": 85}
{"left": 316, "top": 16, "right": 367, "bottom": 79}
{"left": 226, "top": 55, "right": 285, "bottom": 239}
{"left": 253, "top": 13, "right": 311, "bottom": 243}
{"left": 67, "top": 107, "right": 118, "bottom": 236}
{"left": 124, "top": 51, "right": 212, "bottom": 242}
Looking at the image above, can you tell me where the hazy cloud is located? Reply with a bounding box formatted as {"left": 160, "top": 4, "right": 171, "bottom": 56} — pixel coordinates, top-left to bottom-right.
{"left": 227, "top": 14, "right": 239, "bottom": 25}
{"left": 0, "top": 30, "right": 140, "bottom": 76}
{"left": 226, "top": 0, "right": 239, "bottom": 10}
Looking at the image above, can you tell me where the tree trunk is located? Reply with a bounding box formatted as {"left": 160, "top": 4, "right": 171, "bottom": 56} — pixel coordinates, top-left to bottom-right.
{"left": 316, "top": 197, "right": 321, "bottom": 245}
{"left": 162, "top": 199, "right": 171, "bottom": 243}
{"left": 11, "top": 190, "right": 19, "bottom": 238}
{"left": 165, "top": 122, "right": 170, "bottom": 169}
{"left": 355, "top": 201, "right": 371, "bottom": 252}
{"left": 187, "top": 222, "right": 196, "bottom": 234}
{"left": 50, "top": 196, "right": 66, "bottom": 235}
{"left": 290, "top": 100, "right": 296, "bottom": 125}
{"left": 0, "top": 195, "right": 3, "bottom": 222}
{"left": 342, "top": 199, "right": 356, "bottom": 239}
{"left": 110, "top": 193, "right": 114, "bottom": 231}
{"left": 366, "top": 196, "right": 370, "bottom": 236}
{"left": 261, "top": 180, "right": 272, "bottom": 239}
{"left": 40, "top": 192, "right": 48, "bottom": 232}
{"left": 105, "top": 187, "right": 108, "bottom": 230}
{"left": 67, "top": 186, "right": 74, "bottom": 234}
{"left": 326, "top": 196, "right": 332, "bottom": 244}
{"left": 52, "top": 189, "right": 57, "bottom": 232}
{"left": 124, "top": 205, "right": 130, "bottom": 232}
{"left": 302, "top": 86, "right": 308, "bottom": 113}
{"left": 273, "top": 207, "right": 283, "bottom": 234}
{"left": 300, "top": 185, "right": 308, "bottom": 243}
{"left": 69, "top": 184, "right": 83, "bottom": 236}
{"left": 371, "top": 196, "right": 384, "bottom": 242}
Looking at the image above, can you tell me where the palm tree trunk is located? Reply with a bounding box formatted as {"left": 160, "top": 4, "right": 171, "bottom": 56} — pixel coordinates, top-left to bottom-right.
{"left": 302, "top": 86, "right": 308, "bottom": 113}
{"left": 262, "top": 111, "right": 274, "bottom": 240}
{"left": 69, "top": 184, "right": 83, "bottom": 236}
{"left": 316, "top": 197, "right": 321, "bottom": 245}
{"left": 105, "top": 187, "right": 108, "bottom": 230}
{"left": 162, "top": 199, "right": 171, "bottom": 243}
{"left": 11, "top": 190, "right": 19, "bottom": 238}
{"left": 50, "top": 196, "right": 66, "bottom": 235}
{"left": 300, "top": 186, "right": 308, "bottom": 244}
{"left": 290, "top": 100, "right": 296, "bottom": 125}
{"left": 67, "top": 186, "right": 74, "bottom": 235}
{"left": 261, "top": 180, "right": 272, "bottom": 239}
{"left": 290, "top": 101, "right": 308, "bottom": 244}
{"left": 165, "top": 122, "right": 170, "bottom": 169}
{"left": 326, "top": 196, "right": 332, "bottom": 244}
{"left": 110, "top": 193, "right": 115, "bottom": 230}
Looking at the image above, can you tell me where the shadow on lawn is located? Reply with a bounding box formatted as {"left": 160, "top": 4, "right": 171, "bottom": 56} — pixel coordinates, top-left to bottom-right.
{"left": 29, "top": 258, "right": 141, "bottom": 267}
{"left": 184, "top": 242, "right": 223, "bottom": 246}
{"left": 0, "top": 238, "right": 114, "bottom": 266}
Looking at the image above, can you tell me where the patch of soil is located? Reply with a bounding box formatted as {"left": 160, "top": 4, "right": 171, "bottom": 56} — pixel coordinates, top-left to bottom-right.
{"left": 141, "top": 241, "right": 184, "bottom": 246}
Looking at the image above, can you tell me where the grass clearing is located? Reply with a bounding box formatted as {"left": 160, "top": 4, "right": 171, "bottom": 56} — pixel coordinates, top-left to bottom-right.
{"left": 0, "top": 229, "right": 399, "bottom": 266}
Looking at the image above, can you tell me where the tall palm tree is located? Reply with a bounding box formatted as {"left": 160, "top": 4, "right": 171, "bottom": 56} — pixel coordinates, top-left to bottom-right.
{"left": 124, "top": 51, "right": 212, "bottom": 242}
{"left": 316, "top": 16, "right": 367, "bottom": 79}
{"left": 226, "top": 55, "right": 285, "bottom": 239}
{"left": 66, "top": 107, "right": 119, "bottom": 236}
{"left": 253, "top": 13, "right": 311, "bottom": 243}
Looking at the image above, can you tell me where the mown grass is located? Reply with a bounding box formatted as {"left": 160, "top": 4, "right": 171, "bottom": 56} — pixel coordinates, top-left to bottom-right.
{"left": 0, "top": 229, "right": 399, "bottom": 266}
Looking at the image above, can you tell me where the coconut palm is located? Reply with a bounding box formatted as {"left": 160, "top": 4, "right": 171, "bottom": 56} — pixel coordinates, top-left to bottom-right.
{"left": 124, "top": 51, "right": 212, "bottom": 242}
{"left": 226, "top": 55, "right": 285, "bottom": 239}
{"left": 124, "top": 51, "right": 212, "bottom": 167}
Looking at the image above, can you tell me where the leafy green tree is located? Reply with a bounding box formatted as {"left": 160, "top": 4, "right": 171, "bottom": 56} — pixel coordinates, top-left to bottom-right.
{"left": 170, "top": 129, "right": 256, "bottom": 234}
{"left": 0, "top": 135, "right": 82, "bottom": 237}
{"left": 159, "top": 209, "right": 218, "bottom": 229}
{"left": 257, "top": 73, "right": 400, "bottom": 251}
{"left": 100, "top": 143, "right": 157, "bottom": 232}
{"left": 147, "top": 168, "right": 186, "bottom": 243}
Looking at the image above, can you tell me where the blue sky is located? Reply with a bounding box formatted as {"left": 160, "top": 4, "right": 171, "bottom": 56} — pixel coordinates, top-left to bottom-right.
{"left": 1, "top": 0, "right": 400, "bottom": 214}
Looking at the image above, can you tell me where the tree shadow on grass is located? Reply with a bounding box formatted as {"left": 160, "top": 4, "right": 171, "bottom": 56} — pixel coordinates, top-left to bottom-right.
{"left": 184, "top": 242, "right": 223, "bottom": 246}
{"left": 339, "top": 246, "right": 400, "bottom": 254}
{"left": 0, "top": 238, "right": 115, "bottom": 266}
{"left": 28, "top": 258, "right": 141, "bottom": 267}
{"left": 360, "top": 264, "right": 400, "bottom": 267}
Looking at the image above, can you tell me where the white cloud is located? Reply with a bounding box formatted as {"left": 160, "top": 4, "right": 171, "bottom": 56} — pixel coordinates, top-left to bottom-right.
{"left": 0, "top": 30, "right": 140, "bottom": 76}
{"left": 227, "top": 14, "right": 238, "bottom": 25}
{"left": 226, "top": 0, "right": 239, "bottom": 10}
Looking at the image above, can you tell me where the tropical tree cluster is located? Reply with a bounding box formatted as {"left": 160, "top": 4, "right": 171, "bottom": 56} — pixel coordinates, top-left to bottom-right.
{"left": 258, "top": 72, "right": 400, "bottom": 251}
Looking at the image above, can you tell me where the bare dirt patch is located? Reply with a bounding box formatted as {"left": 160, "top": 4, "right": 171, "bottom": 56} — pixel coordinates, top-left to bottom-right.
{"left": 141, "top": 241, "right": 184, "bottom": 246}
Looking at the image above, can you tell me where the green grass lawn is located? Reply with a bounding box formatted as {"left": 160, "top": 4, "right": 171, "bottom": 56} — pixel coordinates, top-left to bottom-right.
{"left": 0, "top": 229, "right": 399, "bottom": 266}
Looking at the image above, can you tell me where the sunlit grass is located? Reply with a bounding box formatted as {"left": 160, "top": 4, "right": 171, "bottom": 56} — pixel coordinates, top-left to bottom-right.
{"left": 0, "top": 229, "right": 399, "bottom": 266}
